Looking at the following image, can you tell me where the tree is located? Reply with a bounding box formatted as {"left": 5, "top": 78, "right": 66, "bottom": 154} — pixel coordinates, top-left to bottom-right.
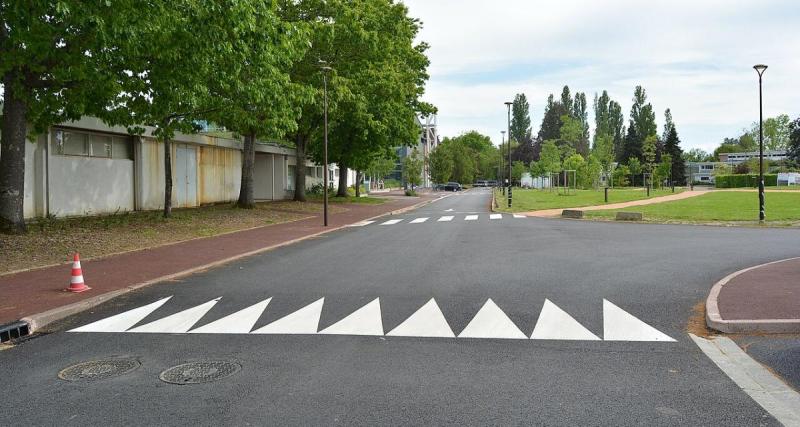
{"left": 643, "top": 135, "right": 657, "bottom": 174}
{"left": 613, "top": 164, "right": 631, "bottom": 187}
{"left": 510, "top": 93, "right": 532, "bottom": 143}
{"left": 593, "top": 90, "right": 624, "bottom": 161}
{"left": 580, "top": 154, "right": 602, "bottom": 189}
{"left": 656, "top": 154, "right": 672, "bottom": 187}
{"left": 559, "top": 115, "right": 586, "bottom": 156}
{"left": 592, "top": 134, "right": 614, "bottom": 174}
{"left": 683, "top": 148, "right": 711, "bottom": 162}
{"left": 662, "top": 110, "right": 686, "bottom": 185}
{"left": 630, "top": 86, "right": 657, "bottom": 140}
{"left": 628, "top": 157, "right": 642, "bottom": 186}
{"left": 0, "top": 1, "right": 142, "bottom": 232}
{"left": 747, "top": 114, "right": 792, "bottom": 150}
{"left": 620, "top": 125, "right": 641, "bottom": 164}
{"left": 788, "top": 116, "right": 800, "bottom": 164}
{"left": 366, "top": 155, "right": 397, "bottom": 186}
{"left": 538, "top": 94, "right": 568, "bottom": 142}
{"left": 428, "top": 146, "right": 453, "bottom": 184}
{"left": 205, "top": 1, "right": 311, "bottom": 208}
{"left": 402, "top": 149, "right": 423, "bottom": 189}
{"left": 511, "top": 161, "right": 527, "bottom": 185}
{"left": 539, "top": 140, "right": 562, "bottom": 175}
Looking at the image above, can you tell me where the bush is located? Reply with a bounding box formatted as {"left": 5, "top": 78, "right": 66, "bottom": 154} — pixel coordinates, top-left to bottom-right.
{"left": 383, "top": 178, "right": 401, "bottom": 188}
{"left": 307, "top": 183, "right": 325, "bottom": 195}
{"left": 715, "top": 174, "right": 778, "bottom": 188}
{"left": 404, "top": 189, "right": 417, "bottom": 197}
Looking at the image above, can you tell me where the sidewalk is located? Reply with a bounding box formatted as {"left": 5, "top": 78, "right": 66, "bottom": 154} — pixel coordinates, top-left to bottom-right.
{"left": 0, "top": 195, "right": 436, "bottom": 330}
{"left": 706, "top": 257, "right": 800, "bottom": 333}
{"left": 521, "top": 190, "right": 705, "bottom": 218}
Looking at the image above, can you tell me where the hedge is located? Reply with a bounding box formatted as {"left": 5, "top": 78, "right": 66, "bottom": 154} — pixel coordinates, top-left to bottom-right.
{"left": 715, "top": 174, "right": 778, "bottom": 188}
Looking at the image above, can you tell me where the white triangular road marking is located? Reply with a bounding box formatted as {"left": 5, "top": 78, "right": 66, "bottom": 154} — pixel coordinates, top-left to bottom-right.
{"left": 251, "top": 298, "right": 324, "bottom": 334}
{"left": 458, "top": 299, "right": 527, "bottom": 339}
{"left": 319, "top": 298, "right": 383, "bottom": 336}
{"left": 69, "top": 297, "right": 173, "bottom": 333}
{"left": 188, "top": 298, "right": 271, "bottom": 334}
{"left": 602, "top": 299, "right": 676, "bottom": 342}
{"left": 127, "top": 298, "right": 220, "bottom": 333}
{"left": 438, "top": 216, "right": 454, "bottom": 222}
{"left": 387, "top": 298, "right": 455, "bottom": 338}
{"left": 530, "top": 299, "right": 600, "bottom": 340}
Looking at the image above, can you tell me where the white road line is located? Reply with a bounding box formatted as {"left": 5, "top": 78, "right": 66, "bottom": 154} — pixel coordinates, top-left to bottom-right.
{"left": 458, "top": 299, "right": 527, "bottom": 339}
{"left": 128, "top": 298, "right": 221, "bottom": 333}
{"left": 489, "top": 214, "right": 502, "bottom": 220}
{"left": 513, "top": 214, "right": 526, "bottom": 219}
{"left": 437, "top": 216, "right": 454, "bottom": 222}
{"left": 349, "top": 220, "right": 375, "bottom": 227}
{"left": 381, "top": 219, "right": 402, "bottom": 225}
{"left": 530, "top": 299, "right": 600, "bottom": 340}
{"left": 189, "top": 298, "right": 271, "bottom": 334}
{"left": 69, "top": 297, "right": 173, "bottom": 333}
{"left": 691, "top": 334, "right": 800, "bottom": 425}
{"left": 410, "top": 217, "right": 429, "bottom": 224}
{"left": 318, "top": 298, "right": 384, "bottom": 336}
{"left": 602, "top": 299, "right": 676, "bottom": 342}
{"left": 464, "top": 215, "right": 479, "bottom": 221}
{"left": 387, "top": 298, "right": 455, "bottom": 338}
{"left": 252, "top": 298, "right": 324, "bottom": 334}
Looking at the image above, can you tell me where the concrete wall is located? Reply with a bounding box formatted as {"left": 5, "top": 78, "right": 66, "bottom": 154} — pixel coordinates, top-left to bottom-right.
{"left": 48, "top": 155, "right": 134, "bottom": 216}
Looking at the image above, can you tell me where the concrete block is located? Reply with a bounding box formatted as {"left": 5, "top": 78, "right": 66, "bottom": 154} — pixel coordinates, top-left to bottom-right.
{"left": 561, "top": 209, "right": 584, "bottom": 219}
{"left": 616, "top": 211, "right": 643, "bottom": 221}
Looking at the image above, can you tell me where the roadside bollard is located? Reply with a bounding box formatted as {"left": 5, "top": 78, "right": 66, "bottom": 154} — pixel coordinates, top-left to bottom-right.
{"left": 604, "top": 187, "right": 609, "bottom": 203}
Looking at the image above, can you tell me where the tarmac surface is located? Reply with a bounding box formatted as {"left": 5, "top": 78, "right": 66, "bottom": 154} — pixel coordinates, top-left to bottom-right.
{"left": 1, "top": 188, "right": 799, "bottom": 425}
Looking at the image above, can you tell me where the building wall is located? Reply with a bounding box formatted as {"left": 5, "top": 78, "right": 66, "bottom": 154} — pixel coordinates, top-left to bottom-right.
{"left": 48, "top": 154, "right": 135, "bottom": 216}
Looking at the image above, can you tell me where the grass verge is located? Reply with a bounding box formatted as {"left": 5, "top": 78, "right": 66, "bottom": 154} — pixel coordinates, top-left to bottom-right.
{"left": 494, "top": 187, "right": 684, "bottom": 212}
{"left": 584, "top": 191, "right": 800, "bottom": 225}
{"left": 0, "top": 202, "right": 310, "bottom": 274}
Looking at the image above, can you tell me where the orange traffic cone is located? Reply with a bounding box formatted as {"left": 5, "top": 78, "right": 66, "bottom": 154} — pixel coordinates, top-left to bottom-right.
{"left": 66, "top": 253, "right": 90, "bottom": 293}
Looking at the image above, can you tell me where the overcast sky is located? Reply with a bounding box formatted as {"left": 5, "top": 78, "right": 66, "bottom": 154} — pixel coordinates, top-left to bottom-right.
{"left": 401, "top": 0, "right": 800, "bottom": 153}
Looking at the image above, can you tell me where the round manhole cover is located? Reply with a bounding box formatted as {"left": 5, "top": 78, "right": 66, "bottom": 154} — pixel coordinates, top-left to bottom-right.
{"left": 159, "top": 361, "right": 241, "bottom": 385}
{"left": 58, "top": 358, "right": 140, "bottom": 382}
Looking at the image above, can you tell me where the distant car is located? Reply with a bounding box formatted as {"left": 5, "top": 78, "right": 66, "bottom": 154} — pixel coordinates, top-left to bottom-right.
{"left": 486, "top": 180, "right": 498, "bottom": 187}
{"left": 473, "top": 180, "right": 488, "bottom": 187}
{"left": 443, "top": 182, "right": 462, "bottom": 191}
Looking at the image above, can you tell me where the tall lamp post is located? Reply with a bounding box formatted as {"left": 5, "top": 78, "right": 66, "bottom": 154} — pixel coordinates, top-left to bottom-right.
{"left": 505, "top": 101, "right": 513, "bottom": 207}
{"left": 753, "top": 64, "right": 767, "bottom": 223}
{"left": 500, "top": 130, "right": 506, "bottom": 195}
{"left": 321, "top": 62, "right": 333, "bottom": 226}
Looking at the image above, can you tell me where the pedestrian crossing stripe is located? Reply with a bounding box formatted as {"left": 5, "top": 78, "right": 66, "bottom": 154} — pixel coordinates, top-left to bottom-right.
{"left": 489, "top": 214, "right": 502, "bottom": 220}
{"left": 437, "top": 216, "right": 454, "bottom": 222}
{"left": 69, "top": 297, "right": 675, "bottom": 342}
{"left": 410, "top": 217, "right": 429, "bottom": 223}
{"left": 353, "top": 214, "right": 526, "bottom": 227}
{"left": 464, "top": 215, "right": 478, "bottom": 221}
{"left": 381, "top": 219, "right": 402, "bottom": 225}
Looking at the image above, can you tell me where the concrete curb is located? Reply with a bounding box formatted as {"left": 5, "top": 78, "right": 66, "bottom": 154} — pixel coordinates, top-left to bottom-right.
{"left": 20, "top": 197, "right": 439, "bottom": 334}
{"left": 706, "top": 257, "right": 800, "bottom": 334}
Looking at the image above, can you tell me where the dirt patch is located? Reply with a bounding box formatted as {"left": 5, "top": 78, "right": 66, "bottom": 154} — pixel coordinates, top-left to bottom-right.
{"left": 687, "top": 300, "right": 715, "bottom": 338}
{"left": 0, "top": 202, "right": 309, "bottom": 274}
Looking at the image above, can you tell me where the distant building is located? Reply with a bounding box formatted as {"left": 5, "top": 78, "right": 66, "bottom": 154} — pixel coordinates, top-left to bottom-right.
{"left": 686, "top": 162, "right": 717, "bottom": 184}
{"left": 391, "top": 115, "right": 439, "bottom": 187}
{"left": 718, "top": 150, "right": 787, "bottom": 165}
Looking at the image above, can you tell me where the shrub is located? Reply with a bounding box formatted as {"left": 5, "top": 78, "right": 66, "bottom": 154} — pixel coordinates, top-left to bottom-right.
{"left": 715, "top": 174, "right": 778, "bottom": 188}
{"left": 404, "top": 189, "right": 417, "bottom": 196}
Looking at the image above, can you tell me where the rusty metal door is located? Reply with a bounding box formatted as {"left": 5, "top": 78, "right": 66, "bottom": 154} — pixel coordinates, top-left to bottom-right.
{"left": 175, "top": 145, "right": 197, "bottom": 207}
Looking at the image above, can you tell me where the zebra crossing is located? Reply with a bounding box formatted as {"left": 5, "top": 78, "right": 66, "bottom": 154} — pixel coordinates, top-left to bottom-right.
{"left": 69, "top": 297, "right": 676, "bottom": 342}
{"left": 350, "top": 213, "right": 527, "bottom": 227}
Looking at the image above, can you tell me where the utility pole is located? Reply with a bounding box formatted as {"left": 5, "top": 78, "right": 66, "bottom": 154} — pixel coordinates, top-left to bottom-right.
{"left": 505, "top": 101, "right": 513, "bottom": 208}
{"left": 753, "top": 64, "right": 768, "bottom": 223}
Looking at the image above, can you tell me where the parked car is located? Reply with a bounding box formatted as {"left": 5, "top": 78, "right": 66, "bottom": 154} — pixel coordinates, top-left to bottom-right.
{"left": 443, "top": 182, "right": 462, "bottom": 191}
{"left": 486, "top": 180, "right": 499, "bottom": 187}
{"left": 473, "top": 180, "right": 488, "bottom": 187}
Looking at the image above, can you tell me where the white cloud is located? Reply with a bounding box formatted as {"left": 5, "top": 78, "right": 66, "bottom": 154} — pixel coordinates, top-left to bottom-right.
{"left": 402, "top": 0, "right": 800, "bottom": 152}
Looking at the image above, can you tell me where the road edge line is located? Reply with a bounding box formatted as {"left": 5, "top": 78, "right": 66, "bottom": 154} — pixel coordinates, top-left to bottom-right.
{"left": 705, "top": 257, "right": 800, "bottom": 333}
{"left": 20, "top": 197, "right": 439, "bottom": 334}
{"left": 689, "top": 334, "right": 800, "bottom": 425}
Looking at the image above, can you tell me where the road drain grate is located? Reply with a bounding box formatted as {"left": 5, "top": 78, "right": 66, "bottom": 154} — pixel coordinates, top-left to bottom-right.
{"left": 159, "top": 361, "right": 241, "bottom": 385}
{"left": 58, "top": 358, "right": 140, "bottom": 381}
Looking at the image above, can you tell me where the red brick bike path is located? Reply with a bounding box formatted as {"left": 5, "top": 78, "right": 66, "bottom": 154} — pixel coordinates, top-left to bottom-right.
{"left": 0, "top": 196, "right": 435, "bottom": 327}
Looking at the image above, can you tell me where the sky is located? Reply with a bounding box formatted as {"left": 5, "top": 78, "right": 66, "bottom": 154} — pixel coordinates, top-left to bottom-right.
{"left": 401, "top": 0, "right": 800, "bottom": 153}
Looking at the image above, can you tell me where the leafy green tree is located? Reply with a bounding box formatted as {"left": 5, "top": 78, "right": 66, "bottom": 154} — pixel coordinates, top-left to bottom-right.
{"left": 539, "top": 140, "right": 562, "bottom": 175}
{"left": 662, "top": 110, "right": 687, "bottom": 185}
{"left": 593, "top": 90, "right": 625, "bottom": 159}
{"left": 559, "top": 114, "right": 585, "bottom": 156}
{"left": 529, "top": 161, "right": 544, "bottom": 177}
{"left": 592, "top": 134, "right": 615, "bottom": 175}
{"left": 366, "top": 155, "right": 397, "bottom": 185}
{"left": 747, "top": 114, "right": 792, "bottom": 150}
{"left": 656, "top": 154, "right": 672, "bottom": 187}
{"left": 630, "top": 85, "right": 658, "bottom": 140}
{"left": 613, "top": 164, "right": 631, "bottom": 187}
{"left": 538, "top": 94, "right": 568, "bottom": 142}
{"left": 0, "top": 1, "right": 141, "bottom": 232}
{"left": 628, "top": 157, "right": 642, "bottom": 186}
{"left": 788, "top": 116, "right": 800, "bottom": 165}
{"left": 428, "top": 146, "right": 453, "bottom": 184}
{"left": 620, "top": 125, "right": 641, "bottom": 164}
{"left": 683, "top": 148, "right": 711, "bottom": 162}
{"left": 643, "top": 135, "right": 657, "bottom": 174}
{"left": 579, "top": 154, "right": 602, "bottom": 189}
{"left": 402, "top": 149, "right": 423, "bottom": 188}
{"left": 511, "top": 161, "right": 527, "bottom": 185}
{"left": 510, "top": 93, "right": 532, "bottom": 143}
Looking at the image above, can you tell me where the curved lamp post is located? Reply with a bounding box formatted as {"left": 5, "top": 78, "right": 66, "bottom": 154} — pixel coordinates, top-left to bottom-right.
{"left": 753, "top": 64, "right": 767, "bottom": 223}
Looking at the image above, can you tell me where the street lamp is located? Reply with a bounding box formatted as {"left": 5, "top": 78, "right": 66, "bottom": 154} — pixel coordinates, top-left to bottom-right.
{"left": 500, "top": 130, "right": 506, "bottom": 195}
{"left": 753, "top": 64, "right": 767, "bottom": 222}
{"left": 320, "top": 62, "right": 333, "bottom": 226}
{"left": 505, "top": 101, "right": 513, "bottom": 208}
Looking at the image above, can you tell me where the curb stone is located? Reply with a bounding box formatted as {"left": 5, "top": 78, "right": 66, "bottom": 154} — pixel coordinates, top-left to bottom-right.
{"left": 20, "top": 197, "right": 440, "bottom": 334}
{"left": 706, "top": 257, "right": 800, "bottom": 333}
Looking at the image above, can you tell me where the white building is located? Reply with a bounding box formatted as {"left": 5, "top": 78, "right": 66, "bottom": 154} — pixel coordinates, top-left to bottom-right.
{"left": 10, "top": 116, "right": 348, "bottom": 219}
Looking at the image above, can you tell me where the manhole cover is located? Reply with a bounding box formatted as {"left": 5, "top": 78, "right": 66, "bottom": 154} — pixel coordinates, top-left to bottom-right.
{"left": 58, "top": 358, "right": 140, "bottom": 382}
{"left": 159, "top": 361, "right": 241, "bottom": 385}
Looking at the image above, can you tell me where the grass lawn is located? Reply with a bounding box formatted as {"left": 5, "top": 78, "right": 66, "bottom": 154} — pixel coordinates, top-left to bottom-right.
{"left": 494, "top": 187, "right": 683, "bottom": 212}
{"left": 585, "top": 191, "right": 800, "bottom": 224}
{"left": 0, "top": 202, "right": 319, "bottom": 274}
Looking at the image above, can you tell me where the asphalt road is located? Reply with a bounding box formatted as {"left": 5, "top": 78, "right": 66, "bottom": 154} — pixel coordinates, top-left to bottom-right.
{"left": 2, "top": 188, "right": 799, "bottom": 426}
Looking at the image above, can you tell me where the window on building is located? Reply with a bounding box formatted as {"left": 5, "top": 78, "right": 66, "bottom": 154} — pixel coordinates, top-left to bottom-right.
{"left": 112, "top": 136, "right": 134, "bottom": 159}
{"left": 54, "top": 129, "right": 133, "bottom": 160}
{"left": 287, "top": 165, "right": 296, "bottom": 191}
{"left": 89, "top": 134, "right": 112, "bottom": 158}
{"left": 306, "top": 166, "right": 316, "bottom": 178}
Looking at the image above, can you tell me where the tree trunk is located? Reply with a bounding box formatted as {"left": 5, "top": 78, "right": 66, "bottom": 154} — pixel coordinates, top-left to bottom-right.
{"left": 237, "top": 131, "right": 256, "bottom": 208}
{"left": 293, "top": 133, "right": 306, "bottom": 202}
{"left": 354, "top": 170, "right": 361, "bottom": 197}
{"left": 0, "top": 75, "right": 29, "bottom": 234}
{"left": 163, "top": 134, "right": 173, "bottom": 218}
{"left": 336, "top": 163, "right": 348, "bottom": 197}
